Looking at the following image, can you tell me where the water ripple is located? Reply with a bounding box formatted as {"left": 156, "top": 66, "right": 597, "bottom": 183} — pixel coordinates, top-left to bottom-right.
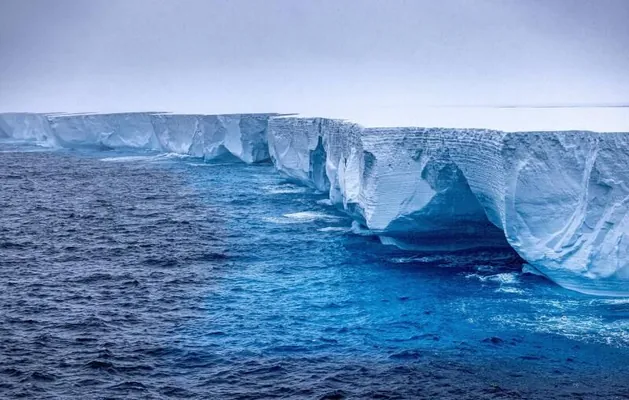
{"left": 1, "top": 148, "right": 629, "bottom": 398}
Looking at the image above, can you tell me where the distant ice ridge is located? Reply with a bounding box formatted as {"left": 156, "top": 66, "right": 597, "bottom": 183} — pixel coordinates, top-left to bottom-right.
{"left": 268, "top": 118, "right": 629, "bottom": 296}
{"left": 0, "top": 112, "right": 279, "bottom": 163}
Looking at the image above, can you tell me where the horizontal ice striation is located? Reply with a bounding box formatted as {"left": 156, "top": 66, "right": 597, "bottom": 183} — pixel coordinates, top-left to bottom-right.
{"left": 1, "top": 112, "right": 277, "bottom": 163}
{"left": 269, "top": 117, "right": 629, "bottom": 295}
{"left": 450, "top": 131, "right": 629, "bottom": 296}
{"left": 355, "top": 128, "right": 509, "bottom": 251}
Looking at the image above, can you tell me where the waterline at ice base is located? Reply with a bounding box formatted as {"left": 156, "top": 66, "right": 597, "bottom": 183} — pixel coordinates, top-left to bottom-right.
{"left": 2, "top": 111, "right": 629, "bottom": 297}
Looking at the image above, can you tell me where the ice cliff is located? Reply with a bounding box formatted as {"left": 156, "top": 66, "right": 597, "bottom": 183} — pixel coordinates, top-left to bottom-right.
{"left": 268, "top": 118, "right": 629, "bottom": 296}
{"left": 2, "top": 111, "right": 628, "bottom": 296}
{"left": 0, "top": 113, "right": 58, "bottom": 146}
{"left": 0, "top": 112, "right": 278, "bottom": 163}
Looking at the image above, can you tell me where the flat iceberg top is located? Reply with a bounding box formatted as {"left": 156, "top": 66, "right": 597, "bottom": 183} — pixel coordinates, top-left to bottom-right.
{"left": 3, "top": 108, "right": 628, "bottom": 133}
{"left": 45, "top": 112, "right": 288, "bottom": 118}
{"left": 355, "top": 107, "right": 629, "bottom": 132}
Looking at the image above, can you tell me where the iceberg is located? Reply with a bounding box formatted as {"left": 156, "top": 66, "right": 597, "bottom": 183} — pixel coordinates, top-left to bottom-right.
{"left": 1, "top": 112, "right": 278, "bottom": 163}
{"left": 268, "top": 122, "right": 507, "bottom": 250}
{"left": 152, "top": 113, "right": 271, "bottom": 163}
{"left": 268, "top": 118, "right": 629, "bottom": 296}
{"left": 48, "top": 112, "right": 159, "bottom": 149}
{"left": 449, "top": 130, "right": 629, "bottom": 296}
{"left": 0, "top": 113, "right": 57, "bottom": 146}
{"left": 2, "top": 110, "right": 628, "bottom": 295}
{"left": 353, "top": 128, "right": 509, "bottom": 251}
{"left": 267, "top": 117, "right": 362, "bottom": 203}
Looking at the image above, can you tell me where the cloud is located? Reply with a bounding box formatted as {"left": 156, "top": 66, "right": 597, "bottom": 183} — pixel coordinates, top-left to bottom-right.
{"left": 1, "top": 0, "right": 628, "bottom": 120}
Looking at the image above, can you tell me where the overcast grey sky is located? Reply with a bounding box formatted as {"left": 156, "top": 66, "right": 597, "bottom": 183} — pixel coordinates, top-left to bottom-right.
{"left": 1, "top": 0, "right": 628, "bottom": 126}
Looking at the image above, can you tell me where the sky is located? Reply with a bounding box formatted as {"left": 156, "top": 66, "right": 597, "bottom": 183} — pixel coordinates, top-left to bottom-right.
{"left": 1, "top": 0, "right": 628, "bottom": 129}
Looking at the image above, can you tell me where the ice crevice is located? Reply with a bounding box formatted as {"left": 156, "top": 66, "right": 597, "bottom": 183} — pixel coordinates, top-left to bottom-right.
{"left": 2, "top": 112, "right": 629, "bottom": 296}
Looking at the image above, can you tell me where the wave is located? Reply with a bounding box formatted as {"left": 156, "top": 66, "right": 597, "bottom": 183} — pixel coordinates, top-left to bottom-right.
{"left": 100, "top": 153, "right": 193, "bottom": 163}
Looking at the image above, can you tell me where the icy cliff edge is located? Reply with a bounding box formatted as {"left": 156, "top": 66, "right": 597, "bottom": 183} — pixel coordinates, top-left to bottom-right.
{"left": 268, "top": 118, "right": 629, "bottom": 296}
{"left": 0, "top": 112, "right": 279, "bottom": 163}
{"left": 3, "top": 112, "right": 628, "bottom": 295}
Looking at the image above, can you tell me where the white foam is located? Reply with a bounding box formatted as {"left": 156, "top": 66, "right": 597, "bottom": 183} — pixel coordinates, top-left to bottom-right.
{"left": 350, "top": 221, "right": 374, "bottom": 236}
{"left": 283, "top": 211, "right": 339, "bottom": 222}
{"left": 262, "top": 211, "right": 340, "bottom": 225}
{"left": 466, "top": 272, "right": 520, "bottom": 285}
{"left": 597, "top": 298, "right": 629, "bottom": 305}
{"left": 316, "top": 199, "right": 333, "bottom": 206}
{"left": 263, "top": 185, "right": 308, "bottom": 195}
{"left": 495, "top": 286, "right": 525, "bottom": 294}
{"left": 389, "top": 256, "right": 421, "bottom": 264}
{"left": 161, "top": 152, "right": 194, "bottom": 159}
{"left": 187, "top": 162, "right": 233, "bottom": 167}
{"left": 100, "top": 152, "right": 193, "bottom": 163}
{"left": 317, "top": 226, "right": 349, "bottom": 233}
{"left": 100, "top": 155, "right": 160, "bottom": 162}
{"left": 491, "top": 313, "right": 629, "bottom": 348}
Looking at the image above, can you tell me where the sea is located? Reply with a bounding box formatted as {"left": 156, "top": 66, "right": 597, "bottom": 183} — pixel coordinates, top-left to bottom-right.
{"left": 1, "top": 142, "right": 629, "bottom": 399}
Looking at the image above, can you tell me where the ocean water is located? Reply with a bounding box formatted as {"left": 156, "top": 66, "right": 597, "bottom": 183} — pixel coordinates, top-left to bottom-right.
{"left": 1, "top": 144, "right": 629, "bottom": 399}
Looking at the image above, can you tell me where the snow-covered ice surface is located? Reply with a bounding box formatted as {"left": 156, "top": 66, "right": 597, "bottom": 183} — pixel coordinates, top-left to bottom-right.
{"left": 3, "top": 110, "right": 629, "bottom": 295}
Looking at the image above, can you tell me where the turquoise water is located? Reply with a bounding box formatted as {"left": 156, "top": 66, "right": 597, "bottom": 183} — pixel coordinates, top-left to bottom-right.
{"left": 1, "top": 145, "right": 629, "bottom": 398}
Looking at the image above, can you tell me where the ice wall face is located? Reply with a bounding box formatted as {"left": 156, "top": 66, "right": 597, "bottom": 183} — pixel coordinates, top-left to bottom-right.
{"left": 49, "top": 113, "right": 159, "bottom": 149}
{"left": 268, "top": 118, "right": 330, "bottom": 191}
{"left": 0, "top": 119, "right": 9, "bottom": 138}
{"left": 3, "top": 111, "right": 629, "bottom": 295}
{"left": 0, "top": 113, "right": 57, "bottom": 146}
{"left": 267, "top": 117, "right": 362, "bottom": 194}
{"left": 149, "top": 114, "right": 198, "bottom": 154}
{"left": 150, "top": 113, "right": 273, "bottom": 162}
{"left": 236, "top": 115, "right": 273, "bottom": 163}
{"left": 267, "top": 119, "right": 506, "bottom": 249}
{"left": 268, "top": 117, "right": 629, "bottom": 295}
{"left": 355, "top": 128, "right": 509, "bottom": 251}
{"left": 268, "top": 120, "right": 507, "bottom": 250}
{"left": 0, "top": 112, "right": 275, "bottom": 163}
{"left": 452, "top": 131, "right": 629, "bottom": 295}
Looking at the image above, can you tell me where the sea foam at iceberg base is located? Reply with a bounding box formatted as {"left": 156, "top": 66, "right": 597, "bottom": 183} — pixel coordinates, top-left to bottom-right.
{"left": 2, "top": 111, "right": 629, "bottom": 296}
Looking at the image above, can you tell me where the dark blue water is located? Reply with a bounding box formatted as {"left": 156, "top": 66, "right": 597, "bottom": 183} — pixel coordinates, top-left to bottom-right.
{"left": 1, "top": 145, "right": 629, "bottom": 399}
